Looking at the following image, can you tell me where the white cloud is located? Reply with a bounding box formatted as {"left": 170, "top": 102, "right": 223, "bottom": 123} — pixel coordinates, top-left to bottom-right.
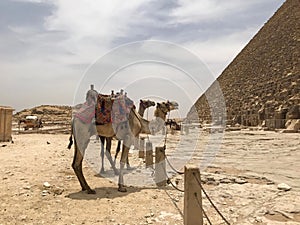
{"left": 43, "top": 0, "right": 152, "bottom": 61}
{"left": 170, "top": 0, "right": 263, "bottom": 24}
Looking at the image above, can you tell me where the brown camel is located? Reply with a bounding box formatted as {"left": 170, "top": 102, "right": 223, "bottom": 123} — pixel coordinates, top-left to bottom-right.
{"left": 148, "top": 101, "right": 179, "bottom": 134}
{"left": 105, "top": 99, "right": 156, "bottom": 171}
{"left": 98, "top": 100, "right": 178, "bottom": 185}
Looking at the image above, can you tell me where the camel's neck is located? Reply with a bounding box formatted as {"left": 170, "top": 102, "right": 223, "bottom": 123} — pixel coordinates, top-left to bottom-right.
{"left": 138, "top": 103, "right": 146, "bottom": 117}
{"left": 154, "top": 108, "right": 167, "bottom": 121}
{"left": 129, "top": 108, "right": 151, "bottom": 135}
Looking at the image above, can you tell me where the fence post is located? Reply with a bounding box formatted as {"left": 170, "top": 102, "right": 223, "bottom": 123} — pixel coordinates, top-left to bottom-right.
{"left": 134, "top": 137, "right": 139, "bottom": 150}
{"left": 139, "top": 137, "right": 145, "bottom": 158}
{"left": 184, "top": 165, "right": 203, "bottom": 225}
{"left": 155, "top": 146, "right": 166, "bottom": 186}
{"left": 184, "top": 125, "right": 189, "bottom": 135}
{"left": 145, "top": 141, "right": 153, "bottom": 168}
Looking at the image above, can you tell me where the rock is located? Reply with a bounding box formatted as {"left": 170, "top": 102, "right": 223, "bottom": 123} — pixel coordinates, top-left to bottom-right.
{"left": 20, "top": 215, "right": 27, "bottom": 221}
{"left": 234, "top": 178, "right": 248, "bottom": 184}
{"left": 52, "top": 186, "right": 64, "bottom": 195}
{"left": 206, "top": 176, "right": 215, "bottom": 182}
{"left": 283, "top": 119, "right": 300, "bottom": 132}
{"left": 277, "top": 183, "right": 291, "bottom": 191}
{"left": 266, "top": 210, "right": 276, "bottom": 215}
{"left": 206, "top": 180, "right": 219, "bottom": 186}
{"left": 152, "top": 195, "right": 158, "bottom": 199}
{"left": 220, "top": 178, "right": 232, "bottom": 184}
{"left": 41, "top": 190, "right": 49, "bottom": 196}
{"left": 43, "top": 182, "right": 51, "bottom": 188}
{"left": 144, "top": 213, "right": 153, "bottom": 218}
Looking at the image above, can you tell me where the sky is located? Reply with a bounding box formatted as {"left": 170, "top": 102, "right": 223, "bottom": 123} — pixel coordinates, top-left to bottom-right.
{"left": 0, "top": 0, "right": 285, "bottom": 117}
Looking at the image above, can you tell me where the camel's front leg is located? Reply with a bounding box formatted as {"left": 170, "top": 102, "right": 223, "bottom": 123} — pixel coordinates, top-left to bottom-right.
{"left": 114, "top": 140, "right": 122, "bottom": 163}
{"left": 118, "top": 136, "right": 131, "bottom": 192}
{"left": 115, "top": 140, "right": 132, "bottom": 170}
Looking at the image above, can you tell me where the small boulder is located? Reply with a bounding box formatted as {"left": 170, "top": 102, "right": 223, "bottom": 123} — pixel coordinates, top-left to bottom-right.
{"left": 277, "top": 183, "right": 291, "bottom": 191}
{"left": 234, "top": 178, "right": 248, "bottom": 184}
{"left": 43, "top": 182, "right": 51, "bottom": 188}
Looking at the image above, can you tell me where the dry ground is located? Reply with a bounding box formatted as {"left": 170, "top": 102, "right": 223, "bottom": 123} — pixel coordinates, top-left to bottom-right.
{"left": 0, "top": 129, "right": 299, "bottom": 225}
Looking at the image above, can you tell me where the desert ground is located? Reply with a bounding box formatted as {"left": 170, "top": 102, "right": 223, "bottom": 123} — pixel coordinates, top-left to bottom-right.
{"left": 0, "top": 126, "right": 299, "bottom": 225}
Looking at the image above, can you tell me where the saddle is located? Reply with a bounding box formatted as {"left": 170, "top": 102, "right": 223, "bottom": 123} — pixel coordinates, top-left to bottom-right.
{"left": 95, "top": 94, "right": 134, "bottom": 125}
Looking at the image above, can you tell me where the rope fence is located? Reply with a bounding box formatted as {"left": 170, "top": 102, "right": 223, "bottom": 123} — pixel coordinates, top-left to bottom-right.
{"left": 158, "top": 150, "right": 230, "bottom": 225}
{"left": 152, "top": 112, "right": 230, "bottom": 224}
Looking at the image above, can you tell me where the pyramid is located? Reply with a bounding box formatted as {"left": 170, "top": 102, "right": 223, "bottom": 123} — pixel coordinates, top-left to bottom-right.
{"left": 187, "top": 0, "right": 300, "bottom": 129}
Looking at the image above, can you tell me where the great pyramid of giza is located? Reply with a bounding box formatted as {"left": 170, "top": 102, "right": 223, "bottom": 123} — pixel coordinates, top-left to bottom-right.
{"left": 187, "top": 0, "right": 300, "bottom": 129}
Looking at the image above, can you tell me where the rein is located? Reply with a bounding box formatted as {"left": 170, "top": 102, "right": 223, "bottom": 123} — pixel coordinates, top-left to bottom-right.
{"left": 163, "top": 111, "right": 170, "bottom": 148}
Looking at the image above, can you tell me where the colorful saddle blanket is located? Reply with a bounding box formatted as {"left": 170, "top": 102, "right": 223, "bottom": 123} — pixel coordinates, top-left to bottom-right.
{"left": 96, "top": 94, "right": 134, "bottom": 125}
{"left": 73, "top": 102, "right": 96, "bottom": 124}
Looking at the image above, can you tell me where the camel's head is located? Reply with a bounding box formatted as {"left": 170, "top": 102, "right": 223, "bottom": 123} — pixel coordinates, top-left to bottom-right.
{"left": 166, "top": 100, "right": 179, "bottom": 111}
{"left": 86, "top": 89, "right": 98, "bottom": 105}
{"left": 156, "top": 100, "right": 179, "bottom": 114}
{"left": 140, "top": 99, "right": 156, "bottom": 109}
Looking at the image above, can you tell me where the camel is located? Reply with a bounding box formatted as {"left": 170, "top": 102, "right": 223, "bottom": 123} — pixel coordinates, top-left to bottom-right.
{"left": 99, "top": 99, "right": 178, "bottom": 181}
{"left": 111, "top": 99, "right": 156, "bottom": 167}
{"left": 100, "top": 99, "right": 179, "bottom": 173}
{"left": 70, "top": 90, "right": 178, "bottom": 193}
{"left": 148, "top": 101, "right": 179, "bottom": 134}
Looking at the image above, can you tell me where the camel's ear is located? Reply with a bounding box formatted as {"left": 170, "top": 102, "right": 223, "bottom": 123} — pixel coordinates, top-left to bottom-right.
{"left": 140, "top": 99, "right": 143, "bottom": 103}
{"left": 157, "top": 103, "right": 160, "bottom": 107}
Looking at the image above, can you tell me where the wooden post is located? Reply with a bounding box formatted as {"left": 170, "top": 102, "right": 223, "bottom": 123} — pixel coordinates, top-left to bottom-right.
{"left": 162, "top": 126, "right": 166, "bottom": 135}
{"left": 155, "top": 146, "right": 166, "bottom": 186}
{"left": 184, "top": 165, "right": 203, "bottom": 225}
{"left": 134, "top": 137, "right": 139, "bottom": 150}
{"left": 138, "top": 137, "right": 145, "bottom": 158}
{"left": 184, "top": 125, "right": 189, "bottom": 135}
{"left": 145, "top": 142, "right": 153, "bottom": 168}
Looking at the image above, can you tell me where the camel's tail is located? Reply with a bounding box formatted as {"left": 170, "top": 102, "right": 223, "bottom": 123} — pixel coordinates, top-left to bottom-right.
{"left": 67, "top": 134, "right": 73, "bottom": 149}
{"left": 67, "top": 120, "right": 74, "bottom": 149}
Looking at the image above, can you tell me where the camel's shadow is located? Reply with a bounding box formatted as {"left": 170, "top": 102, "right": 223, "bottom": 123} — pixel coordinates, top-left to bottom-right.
{"left": 66, "top": 186, "right": 142, "bottom": 200}
{"left": 66, "top": 185, "right": 171, "bottom": 200}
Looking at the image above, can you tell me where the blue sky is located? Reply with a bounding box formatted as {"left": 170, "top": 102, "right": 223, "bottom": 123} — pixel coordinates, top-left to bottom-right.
{"left": 0, "top": 0, "right": 285, "bottom": 116}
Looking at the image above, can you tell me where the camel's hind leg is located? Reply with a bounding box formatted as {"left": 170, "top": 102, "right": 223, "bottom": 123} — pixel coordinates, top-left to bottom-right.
{"left": 118, "top": 136, "right": 131, "bottom": 192}
{"left": 72, "top": 141, "right": 95, "bottom": 194}
{"left": 100, "top": 136, "right": 106, "bottom": 174}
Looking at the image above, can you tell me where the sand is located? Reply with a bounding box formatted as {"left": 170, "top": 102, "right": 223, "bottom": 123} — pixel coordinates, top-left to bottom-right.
{"left": 0, "top": 127, "right": 299, "bottom": 225}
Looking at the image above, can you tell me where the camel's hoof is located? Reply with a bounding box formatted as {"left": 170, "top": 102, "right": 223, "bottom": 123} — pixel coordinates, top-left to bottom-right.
{"left": 100, "top": 168, "right": 105, "bottom": 174}
{"left": 118, "top": 186, "right": 127, "bottom": 192}
{"left": 87, "top": 189, "right": 96, "bottom": 194}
